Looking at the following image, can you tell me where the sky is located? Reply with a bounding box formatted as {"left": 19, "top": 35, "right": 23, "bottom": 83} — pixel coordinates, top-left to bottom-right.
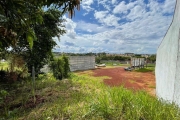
{"left": 53, "top": 0, "right": 176, "bottom": 54}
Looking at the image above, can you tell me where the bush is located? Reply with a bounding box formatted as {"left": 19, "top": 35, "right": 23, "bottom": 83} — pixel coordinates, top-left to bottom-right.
{"left": 95, "top": 57, "right": 101, "bottom": 64}
{"left": 49, "top": 55, "right": 70, "bottom": 80}
{"left": 62, "top": 55, "right": 70, "bottom": 78}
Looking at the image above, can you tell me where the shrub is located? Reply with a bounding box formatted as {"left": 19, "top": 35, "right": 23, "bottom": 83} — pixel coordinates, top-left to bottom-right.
{"left": 62, "top": 55, "right": 70, "bottom": 78}
{"left": 49, "top": 55, "right": 70, "bottom": 80}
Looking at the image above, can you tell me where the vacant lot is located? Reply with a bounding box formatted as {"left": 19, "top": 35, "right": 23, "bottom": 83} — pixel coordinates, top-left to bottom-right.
{"left": 79, "top": 67, "right": 155, "bottom": 95}
{"left": 1, "top": 67, "right": 180, "bottom": 120}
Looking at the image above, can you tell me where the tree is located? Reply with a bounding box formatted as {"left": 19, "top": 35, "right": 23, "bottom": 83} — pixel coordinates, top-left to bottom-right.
{"left": 147, "top": 55, "right": 156, "bottom": 63}
{"left": 95, "top": 57, "right": 101, "bottom": 64}
{"left": 0, "top": 0, "right": 43, "bottom": 50}
{"left": 0, "top": 0, "right": 80, "bottom": 51}
{"left": 12, "top": 9, "right": 66, "bottom": 74}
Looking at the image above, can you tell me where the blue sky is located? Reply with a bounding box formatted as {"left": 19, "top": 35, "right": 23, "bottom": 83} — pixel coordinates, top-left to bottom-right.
{"left": 54, "top": 0, "right": 176, "bottom": 54}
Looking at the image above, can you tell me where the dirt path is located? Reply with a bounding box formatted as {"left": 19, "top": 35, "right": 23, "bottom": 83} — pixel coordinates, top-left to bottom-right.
{"left": 83, "top": 67, "right": 156, "bottom": 96}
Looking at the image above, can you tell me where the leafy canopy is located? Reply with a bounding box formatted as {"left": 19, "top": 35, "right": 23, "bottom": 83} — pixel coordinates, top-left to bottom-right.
{"left": 12, "top": 9, "right": 66, "bottom": 74}
{"left": 0, "top": 0, "right": 80, "bottom": 50}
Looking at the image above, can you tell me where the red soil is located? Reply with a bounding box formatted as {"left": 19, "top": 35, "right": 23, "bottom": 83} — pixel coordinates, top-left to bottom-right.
{"left": 91, "top": 67, "right": 156, "bottom": 96}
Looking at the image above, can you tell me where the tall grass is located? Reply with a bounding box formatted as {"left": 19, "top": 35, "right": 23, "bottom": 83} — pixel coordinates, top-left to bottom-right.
{"left": 85, "top": 88, "right": 180, "bottom": 120}
{"left": 0, "top": 73, "right": 179, "bottom": 120}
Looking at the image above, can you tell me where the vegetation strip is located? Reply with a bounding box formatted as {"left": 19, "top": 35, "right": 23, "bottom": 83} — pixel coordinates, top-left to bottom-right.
{"left": 0, "top": 73, "right": 180, "bottom": 119}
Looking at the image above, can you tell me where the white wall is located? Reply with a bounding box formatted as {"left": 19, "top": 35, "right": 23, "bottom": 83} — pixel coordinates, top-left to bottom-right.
{"left": 156, "top": 0, "right": 180, "bottom": 105}
{"left": 131, "top": 58, "right": 145, "bottom": 67}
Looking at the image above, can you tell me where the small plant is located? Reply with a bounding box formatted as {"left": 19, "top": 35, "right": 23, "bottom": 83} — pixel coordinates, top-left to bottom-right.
{"left": 0, "top": 90, "right": 9, "bottom": 117}
{"left": 49, "top": 55, "right": 70, "bottom": 80}
{"left": 62, "top": 55, "right": 70, "bottom": 78}
{"left": 49, "top": 58, "right": 64, "bottom": 80}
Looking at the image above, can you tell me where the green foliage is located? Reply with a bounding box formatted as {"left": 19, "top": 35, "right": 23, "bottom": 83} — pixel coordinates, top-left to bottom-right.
{"left": 62, "top": 55, "right": 70, "bottom": 78}
{"left": 95, "top": 57, "right": 101, "bottom": 64}
{"left": 0, "top": 89, "right": 9, "bottom": 117}
{"left": 12, "top": 9, "right": 65, "bottom": 74}
{"left": 26, "top": 29, "right": 37, "bottom": 49}
{"left": 49, "top": 55, "right": 70, "bottom": 80}
{"left": 0, "top": 0, "right": 81, "bottom": 50}
{"left": 69, "top": 74, "right": 180, "bottom": 120}
{"left": 0, "top": 73, "right": 180, "bottom": 119}
{"left": 147, "top": 63, "right": 156, "bottom": 67}
{"left": 134, "top": 54, "right": 144, "bottom": 58}
{"left": 96, "top": 55, "right": 131, "bottom": 61}
{"left": 147, "top": 54, "right": 156, "bottom": 63}
{"left": 84, "top": 87, "right": 180, "bottom": 120}
{"left": 0, "top": 55, "right": 29, "bottom": 83}
{"left": 0, "top": 90, "right": 9, "bottom": 99}
{"left": 50, "top": 58, "right": 64, "bottom": 80}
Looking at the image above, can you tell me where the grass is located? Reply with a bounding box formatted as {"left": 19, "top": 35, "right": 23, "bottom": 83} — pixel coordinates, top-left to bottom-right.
{"left": 0, "top": 72, "right": 180, "bottom": 120}
{"left": 0, "top": 61, "right": 9, "bottom": 70}
{"left": 147, "top": 63, "right": 156, "bottom": 67}
{"left": 135, "top": 67, "right": 154, "bottom": 72}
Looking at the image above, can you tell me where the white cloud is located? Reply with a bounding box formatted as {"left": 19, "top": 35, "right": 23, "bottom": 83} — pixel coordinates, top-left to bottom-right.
{"left": 112, "top": 0, "right": 117, "bottom": 5}
{"left": 63, "top": 17, "right": 77, "bottom": 39}
{"left": 127, "top": 5, "right": 146, "bottom": 20}
{"left": 162, "top": 0, "right": 176, "bottom": 14}
{"left": 81, "top": 0, "right": 94, "bottom": 12}
{"left": 97, "top": 0, "right": 112, "bottom": 11}
{"left": 82, "top": 0, "right": 93, "bottom": 5}
{"left": 113, "top": 1, "right": 137, "bottom": 14}
{"left": 94, "top": 11, "right": 108, "bottom": 19}
{"left": 55, "top": 0, "right": 176, "bottom": 54}
{"left": 94, "top": 11, "right": 120, "bottom": 26}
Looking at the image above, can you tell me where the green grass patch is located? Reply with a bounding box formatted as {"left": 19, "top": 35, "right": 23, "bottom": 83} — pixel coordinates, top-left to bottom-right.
{"left": 135, "top": 68, "right": 154, "bottom": 72}
{"left": 0, "top": 61, "right": 9, "bottom": 70}
{"left": 0, "top": 73, "right": 179, "bottom": 120}
{"left": 147, "top": 63, "right": 156, "bottom": 67}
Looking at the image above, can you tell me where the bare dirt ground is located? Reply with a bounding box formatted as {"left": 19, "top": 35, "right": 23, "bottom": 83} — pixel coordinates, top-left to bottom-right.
{"left": 81, "top": 67, "right": 156, "bottom": 96}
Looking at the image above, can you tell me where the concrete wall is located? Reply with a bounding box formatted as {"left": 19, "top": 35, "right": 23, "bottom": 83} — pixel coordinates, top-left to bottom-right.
{"left": 69, "top": 56, "right": 95, "bottom": 71}
{"left": 156, "top": 0, "right": 180, "bottom": 106}
{"left": 131, "top": 58, "right": 145, "bottom": 67}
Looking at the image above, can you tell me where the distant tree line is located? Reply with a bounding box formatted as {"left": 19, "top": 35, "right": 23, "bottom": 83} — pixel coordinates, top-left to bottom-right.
{"left": 147, "top": 55, "right": 156, "bottom": 63}
{"left": 53, "top": 52, "right": 156, "bottom": 64}
{"left": 95, "top": 54, "right": 131, "bottom": 64}
{"left": 53, "top": 52, "right": 97, "bottom": 56}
